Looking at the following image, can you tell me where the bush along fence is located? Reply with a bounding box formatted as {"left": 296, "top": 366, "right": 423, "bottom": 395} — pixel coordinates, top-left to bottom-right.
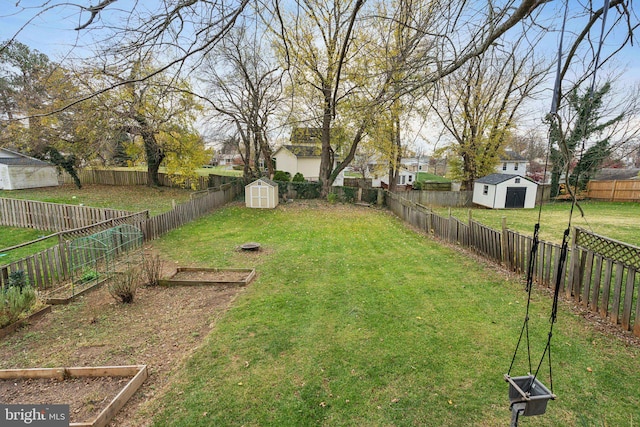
{"left": 0, "top": 181, "right": 243, "bottom": 291}
{"left": 386, "top": 191, "right": 640, "bottom": 338}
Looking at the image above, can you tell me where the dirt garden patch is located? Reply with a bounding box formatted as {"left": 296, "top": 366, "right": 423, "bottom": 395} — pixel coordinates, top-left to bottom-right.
{"left": 0, "top": 257, "right": 249, "bottom": 426}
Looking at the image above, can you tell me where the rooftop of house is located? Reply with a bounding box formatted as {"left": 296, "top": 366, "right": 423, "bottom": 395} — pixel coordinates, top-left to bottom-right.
{"left": 290, "top": 127, "right": 322, "bottom": 144}
{"left": 501, "top": 150, "right": 527, "bottom": 162}
{"left": 279, "top": 144, "right": 322, "bottom": 157}
{"left": 593, "top": 168, "right": 640, "bottom": 181}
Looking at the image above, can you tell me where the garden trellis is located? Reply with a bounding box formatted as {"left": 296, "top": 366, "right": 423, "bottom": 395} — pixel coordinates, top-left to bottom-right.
{"left": 66, "top": 224, "right": 143, "bottom": 297}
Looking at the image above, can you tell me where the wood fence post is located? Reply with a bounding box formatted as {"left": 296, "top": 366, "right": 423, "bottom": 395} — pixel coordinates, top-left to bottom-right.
{"left": 566, "top": 227, "right": 579, "bottom": 298}
{"left": 610, "top": 180, "right": 617, "bottom": 202}
{"left": 501, "top": 217, "right": 509, "bottom": 269}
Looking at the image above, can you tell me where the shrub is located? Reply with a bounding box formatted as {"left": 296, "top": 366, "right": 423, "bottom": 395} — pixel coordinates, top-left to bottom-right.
{"left": 77, "top": 269, "right": 99, "bottom": 284}
{"left": 273, "top": 170, "right": 291, "bottom": 181}
{"left": 142, "top": 254, "right": 164, "bottom": 287}
{"left": 0, "top": 281, "right": 37, "bottom": 328}
{"left": 327, "top": 192, "right": 338, "bottom": 204}
{"left": 292, "top": 172, "right": 305, "bottom": 182}
{"left": 108, "top": 268, "right": 140, "bottom": 304}
{"left": 8, "top": 270, "right": 27, "bottom": 291}
{"left": 292, "top": 181, "right": 321, "bottom": 199}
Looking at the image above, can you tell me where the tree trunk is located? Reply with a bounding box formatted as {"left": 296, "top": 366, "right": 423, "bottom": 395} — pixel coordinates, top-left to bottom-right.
{"left": 141, "top": 128, "right": 164, "bottom": 187}
{"left": 319, "top": 86, "right": 334, "bottom": 197}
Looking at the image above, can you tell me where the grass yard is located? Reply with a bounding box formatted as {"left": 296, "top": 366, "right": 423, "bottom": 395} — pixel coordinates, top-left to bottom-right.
{"left": 0, "top": 184, "right": 194, "bottom": 216}
{"left": 144, "top": 202, "right": 640, "bottom": 426}
{"left": 434, "top": 200, "right": 640, "bottom": 246}
{"left": 0, "top": 227, "right": 57, "bottom": 264}
{"left": 417, "top": 172, "right": 451, "bottom": 182}
{"left": 0, "top": 184, "right": 195, "bottom": 265}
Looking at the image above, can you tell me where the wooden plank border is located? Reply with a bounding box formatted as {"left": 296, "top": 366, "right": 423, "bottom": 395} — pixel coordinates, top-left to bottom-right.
{"left": 0, "top": 365, "right": 148, "bottom": 427}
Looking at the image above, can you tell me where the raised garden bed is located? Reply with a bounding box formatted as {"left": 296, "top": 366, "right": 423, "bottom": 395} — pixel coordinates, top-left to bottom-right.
{"left": 43, "top": 278, "right": 109, "bottom": 305}
{"left": 0, "top": 365, "right": 147, "bottom": 427}
{"left": 0, "top": 305, "right": 51, "bottom": 339}
{"left": 159, "top": 267, "right": 256, "bottom": 287}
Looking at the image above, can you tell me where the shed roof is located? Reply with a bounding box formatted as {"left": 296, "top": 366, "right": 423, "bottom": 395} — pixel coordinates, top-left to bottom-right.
{"left": 0, "top": 148, "right": 53, "bottom": 167}
{"left": 246, "top": 177, "right": 278, "bottom": 188}
{"left": 475, "top": 173, "right": 534, "bottom": 185}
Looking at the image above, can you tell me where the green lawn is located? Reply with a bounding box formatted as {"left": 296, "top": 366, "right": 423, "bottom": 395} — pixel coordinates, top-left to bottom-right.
{"left": 0, "top": 184, "right": 194, "bottom": 216}
{"left": 0, "top": 227, "right": 57, "bottom": 264}
{"left": 417, "top": 172, "right": 451, "bottom": 183}
{"left": 434, "top": 200, "right": 640, "bottom": 246}
{"left": 0, "top": 184, "right": 196, "bottom": 265}
{"left": 147, "top": 203, "right": 640, "bottom": 426}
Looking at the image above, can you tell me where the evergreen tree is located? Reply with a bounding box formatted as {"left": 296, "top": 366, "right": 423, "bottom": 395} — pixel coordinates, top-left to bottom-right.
{"left": 548, "top": 83, "right": 623, "bottom": 196}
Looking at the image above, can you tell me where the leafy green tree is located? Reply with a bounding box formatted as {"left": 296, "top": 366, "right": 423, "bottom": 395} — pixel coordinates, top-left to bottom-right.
{"left": 92, "top": 58, "right": 205, "bottom": 186}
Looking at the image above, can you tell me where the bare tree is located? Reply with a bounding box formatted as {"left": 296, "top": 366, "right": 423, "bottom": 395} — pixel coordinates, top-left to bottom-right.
{"left": 269, "top": 0, "right": 562, "bottom": 196}
{"left": 201, "top": 23, "right": 284, "bottom": 181}
{"left": 431, "top": 39, "right": 549, "bottom": 189}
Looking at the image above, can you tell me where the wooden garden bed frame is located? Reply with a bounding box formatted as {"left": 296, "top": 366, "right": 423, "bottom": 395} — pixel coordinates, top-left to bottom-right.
{"left": 44, "top": 277, "right": 110, "bottom": 305}
{"left": 0, "top": 305, "right": 51, "bottom": 339}
{"left": 158, "top": 267, "right": 256, "bottom": 287}
{"left": 0, "top": 365, "right": 148, "bottom": 427}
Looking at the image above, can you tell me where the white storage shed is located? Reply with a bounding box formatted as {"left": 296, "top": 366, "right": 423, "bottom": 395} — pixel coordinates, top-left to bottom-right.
{"left": 0, "top": 148, "right": 59, "bottom": 190}
{"left": 473, "top": 173, "right": 538, "bottom": 209}
{"left": 245, "top": 178, "right": 279, "bottom": 209}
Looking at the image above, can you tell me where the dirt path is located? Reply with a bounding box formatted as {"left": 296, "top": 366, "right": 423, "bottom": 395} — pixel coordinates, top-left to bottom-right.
{"left": 0, "top": 264, "right": 246, "bottom": 426}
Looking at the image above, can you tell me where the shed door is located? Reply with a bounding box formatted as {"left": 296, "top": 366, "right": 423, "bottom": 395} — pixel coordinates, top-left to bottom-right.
{"left": 251, "top": 184, "right": 269, "bottom": 208}
{"left": 505, "top": 187, "right": 526, "bottom": 208}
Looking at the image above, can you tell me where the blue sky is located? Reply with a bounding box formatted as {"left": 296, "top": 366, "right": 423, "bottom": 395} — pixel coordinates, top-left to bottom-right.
{"left": 2, "top": 0, "right": 638, "bottom": 149}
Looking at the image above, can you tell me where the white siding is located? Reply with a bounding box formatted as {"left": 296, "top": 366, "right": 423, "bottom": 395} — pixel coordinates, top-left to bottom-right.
{"left": 273, "top": 149, "right": 298, "bottom": 177}
{"left": 473, "top": 176, "right": 537, "bottom": 209}
{"left": 497, "top": 161, "right": 528, "bottom": 176}
{"left": 296, "top": 157, "right": 321, "bottom": 181}
{"left": 472, "top": 182, "right": 498, "bottom": 208}
{"left": 0, "top": 165, "right": 9, "bottom": 189}
{"left": 2, "top": 165, "right": 59, "bottom": 190}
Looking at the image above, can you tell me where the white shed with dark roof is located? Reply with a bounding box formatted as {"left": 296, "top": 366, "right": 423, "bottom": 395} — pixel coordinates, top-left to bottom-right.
{"left": 245, "top": 178, "right": 279, "bottom": 209}
{"left": 473, "top": 173, "right": 537, "bottom": 209}
{"left": 0, "top": 148, "right": 59, "bottom": 190}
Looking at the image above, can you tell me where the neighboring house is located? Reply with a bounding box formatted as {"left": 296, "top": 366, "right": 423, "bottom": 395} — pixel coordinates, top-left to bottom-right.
{"left": 373, "top": 170, "right": 416, "bottom": 190}
{"left": 473, "top": 173, "right": 537, "bottom": 209}
{"left": 0, "top": 148, "right": 59, "bottom": 190}
{"left": 272, "top": 144, "right": 324, "bottom": 181}
{"left": 217, "top": 153, "right": 243, "bottom": 169}
{"left": 272, "top": 127, "right": 343, "bottom": 184}
{"left": 497, "top": 150, "right": 528, "bottom": 176}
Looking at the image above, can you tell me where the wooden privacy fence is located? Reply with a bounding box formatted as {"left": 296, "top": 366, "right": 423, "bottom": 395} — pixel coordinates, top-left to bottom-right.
{"left": 587, "top": 179, "right": 640, "bottom": 202}
{"left": 0, "top": 198, "right": 132, "bottom": 231}
{"left": 399, "top": 190, "right": 473, "bottom": 207}
{"left": 0, "top": 181, "right": 243, "bottom": 290}
{"left": 387, "top": 191, "right": 640, "bottom": 338}
{"left": 59, "top": 169, "right": 236, "bottom": 191}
